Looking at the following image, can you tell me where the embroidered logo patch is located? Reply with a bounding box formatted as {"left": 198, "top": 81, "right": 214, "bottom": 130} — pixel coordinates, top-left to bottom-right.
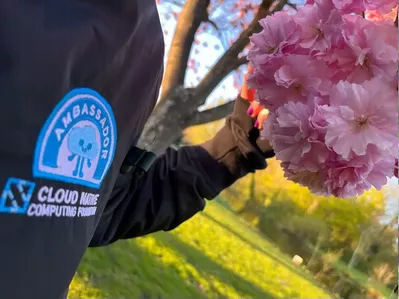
{"left": 0, "top": 178, "right": 36, "bottom": 214}
{"left": 33, "top": 88, "right": 117, "bottom": 189}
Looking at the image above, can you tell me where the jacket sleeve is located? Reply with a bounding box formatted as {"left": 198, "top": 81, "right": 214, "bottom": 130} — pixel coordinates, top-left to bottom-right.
{"left": 89, "top": 111, "right": 273, "bottom": 246}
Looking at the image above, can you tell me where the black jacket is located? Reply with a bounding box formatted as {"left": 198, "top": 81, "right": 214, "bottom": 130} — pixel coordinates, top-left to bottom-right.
{"left": 0, "top": 1, "right": 269, "bottom": 298}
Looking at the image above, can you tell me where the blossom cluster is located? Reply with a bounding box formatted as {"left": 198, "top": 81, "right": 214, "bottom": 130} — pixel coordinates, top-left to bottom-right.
{"left": 247, "top": 0, "right": 398, "bottom": 198}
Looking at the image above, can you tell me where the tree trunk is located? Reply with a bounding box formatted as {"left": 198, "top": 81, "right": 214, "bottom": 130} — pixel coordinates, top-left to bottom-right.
{"left": 332, "top": 224, "right": 388, "bottom": 293}
{"left": 237, "top": 173, "right": 257, "bottom": 215}
{"left": 161, "top": 0, "right": 210, "bottom": 100}
{"left": 307, "top": 233, "right": 323, "bottom": 267}
{"left": 332, "top": 232, "right": 369, "bottom": 293}
{"left": 138, "top": 86, "right": 194, "bottom": 154}
{"left": 138, "top": 0, "right": 287, "bottom": 153}
{"left": 347, "top": 224, "right": 389, "bottom": 268}
{"left": 249, "top": 173, "right": 256, "bottom": 202}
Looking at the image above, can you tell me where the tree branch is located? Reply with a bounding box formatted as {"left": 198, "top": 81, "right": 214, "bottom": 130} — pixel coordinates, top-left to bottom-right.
{"left": 139, "top": 0, "right": 288, "bottom": 153}
{"left": 185, "top": 100, "right": 235, "bottom": 127}
{"left": 236, "top": 56, "right": 249, "bottom": 68}
{"left": 287, "top": 1, "right": 298, "bottom": 11}
{"left": 191, "top": 0, "right": 288, "bottom": 108}
{"left": 271, "top": 0, "right": 290, "bottom": 11}
{"left": 160, "top": 0, "right": 210, "bottom": 100}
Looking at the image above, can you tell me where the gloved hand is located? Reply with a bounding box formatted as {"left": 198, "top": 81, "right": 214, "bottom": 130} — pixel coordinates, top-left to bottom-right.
{"left": 236, "top": 66, "right": 273, "bottom": 153}
{"left": 228, "top": 94, "right": 274, "bottom": 158}
{"left": 200, "top": 72, "right": 274, "bottom": 180}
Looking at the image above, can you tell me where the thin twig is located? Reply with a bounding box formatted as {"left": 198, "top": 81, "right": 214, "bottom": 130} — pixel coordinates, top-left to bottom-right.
{"left": 287, "top": 1, "right": 298, "bottom": 11}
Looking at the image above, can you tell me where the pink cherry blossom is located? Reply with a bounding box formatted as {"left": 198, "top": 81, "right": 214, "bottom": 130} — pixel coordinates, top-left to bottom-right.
{"left": 262, "top": 101, "right": 331, "bottom": 172}
{"left": 342, "top": 15, "right": 398, "bottom": 85}
{"left": 294, "top": 3, "right": 343, "bottom": 53}
{"left": 248, "top": 11, "right": 300, "bottom": 61}
{"left": 306, "top": 0, "right": 335, "bottom": 10}
{"left": 320, "top": 78, "right": 397, "bottom": 159}
{"left": 283, "top": 167, "right": 326, "bottom": 195}
{"left": 317, "top": 42, "right": 358, "bottom": 83}
{"left": 247, "top": 0, "right": 398, "bottom": 198}
{"left": 323, "top": 147, "right": 395, "bottom": 197}
{"left": 332, "top": 0, "right": 397, "bottom": 14}
{"left": 247, "top": 58, "right": 285, "bottom": 111}
{"left": 249, "top": 55, "right": 333, "bottom": 111}
{"left": 332, "top": 0, "right": 365, "bottom": 13}
{"left": 285, "top": 146, "right": 395, "bottom": 198}
{"left": 274, "top": 55, "right": 332, "bottom": 96}
{"left": 363, "top": 0, "right": 397, "bottom": 14}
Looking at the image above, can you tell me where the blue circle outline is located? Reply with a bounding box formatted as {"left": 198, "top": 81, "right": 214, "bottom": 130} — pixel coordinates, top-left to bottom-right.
{"left": 32, "top": 88, "right": 118, "bottom": 189}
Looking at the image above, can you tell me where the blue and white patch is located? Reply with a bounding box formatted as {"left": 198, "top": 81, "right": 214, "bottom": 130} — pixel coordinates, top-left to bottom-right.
{"left": 0, "top": 178, "right": 36, "bottom": 214}
{"left": 33, "top": 88, "right": 117, "bottom": 189}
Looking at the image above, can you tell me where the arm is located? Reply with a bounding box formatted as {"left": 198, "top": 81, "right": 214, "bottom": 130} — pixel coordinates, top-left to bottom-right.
{"left": 90, "top": 96, "right": 274, "bottom": 246}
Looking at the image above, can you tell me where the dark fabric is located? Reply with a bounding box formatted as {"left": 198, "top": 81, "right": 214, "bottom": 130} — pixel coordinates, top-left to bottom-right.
{"left": 225, "top": 94, "right": 275, "bottom": 158}
{"left": 0, "top": 1, "right": 164, "bottom": 298}
{"left": 0, "top": 1, "right": 270, "bottom": 298}
{"left": 200, "top": 96, "right": 275, "bottom": 183}
{"left": 90, "top": 93, "right": 274, "bottom": 247}
{"left": 90, "top": 145, "right": 235, "bottom": 245}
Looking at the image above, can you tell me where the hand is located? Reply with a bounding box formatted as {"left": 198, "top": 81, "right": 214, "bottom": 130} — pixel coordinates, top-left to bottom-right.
{"left": 231, "top": 68, "right": 274, "bottom": 158}
{"left": 200, "top": 66, "right": 274, "bottom": 179}
{"left": 230, "top": 94, "right": 274, "bottom": 158}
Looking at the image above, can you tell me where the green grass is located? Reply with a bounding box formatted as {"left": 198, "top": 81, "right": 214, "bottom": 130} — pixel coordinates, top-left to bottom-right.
{"left": 68, "top": 200, "right": 332, "bottom": 298}
{"left": 334, "top": 260, "right": 393, "bottom": 297}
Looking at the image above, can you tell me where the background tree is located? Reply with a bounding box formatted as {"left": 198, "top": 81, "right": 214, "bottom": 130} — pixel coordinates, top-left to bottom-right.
{"left": 184, "top": 121, "right": 398, "bottom": 298}
{"left": 139, "top": 0, "right": 299, "bottom": 154}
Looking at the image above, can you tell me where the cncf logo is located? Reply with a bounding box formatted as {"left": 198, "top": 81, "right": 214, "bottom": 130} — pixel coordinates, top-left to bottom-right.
{"left": 33, "top": 88, "right": 117, "bottom": 189}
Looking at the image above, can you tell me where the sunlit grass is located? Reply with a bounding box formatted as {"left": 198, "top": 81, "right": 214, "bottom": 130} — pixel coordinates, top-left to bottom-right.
{"left": 69, "top": 200, "right": 332, "bottom": 298}
{"left": 334, "top": 260, "right": 392, "bottom": 297}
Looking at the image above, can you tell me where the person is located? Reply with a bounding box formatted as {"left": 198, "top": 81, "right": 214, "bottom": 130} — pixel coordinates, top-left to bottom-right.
{"left": 0, "top": 1, "right": 274, "bottom": 298}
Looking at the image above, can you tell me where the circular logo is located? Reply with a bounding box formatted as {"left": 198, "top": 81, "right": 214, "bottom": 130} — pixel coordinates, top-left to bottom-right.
{"left": 33, "top": 88, "right": 117, "bottom": 189}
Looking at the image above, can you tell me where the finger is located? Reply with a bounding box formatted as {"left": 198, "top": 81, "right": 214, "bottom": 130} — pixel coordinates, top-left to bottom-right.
{"left": 256, "top": 109, "right": 269, "bottom": 130}
{"left": 247, "top": 101, "right": 264, "bottom": 118}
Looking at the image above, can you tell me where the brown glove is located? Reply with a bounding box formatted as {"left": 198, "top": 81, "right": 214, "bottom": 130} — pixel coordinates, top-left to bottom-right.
{"left": 200, "top": 95, "right": 275, "bottom": 179}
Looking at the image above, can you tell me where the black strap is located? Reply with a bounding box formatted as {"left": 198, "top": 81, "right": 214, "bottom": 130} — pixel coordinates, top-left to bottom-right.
{"left": 120, "top": 146, "right": 157, "bottom": 178}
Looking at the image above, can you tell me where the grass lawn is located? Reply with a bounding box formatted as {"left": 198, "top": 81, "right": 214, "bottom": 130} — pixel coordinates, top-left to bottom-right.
{"left": 68, "top": 200, "right": 332, "bottom": 298}
{"left": 334, "top": 260, "right": 393, "bottom": 298}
